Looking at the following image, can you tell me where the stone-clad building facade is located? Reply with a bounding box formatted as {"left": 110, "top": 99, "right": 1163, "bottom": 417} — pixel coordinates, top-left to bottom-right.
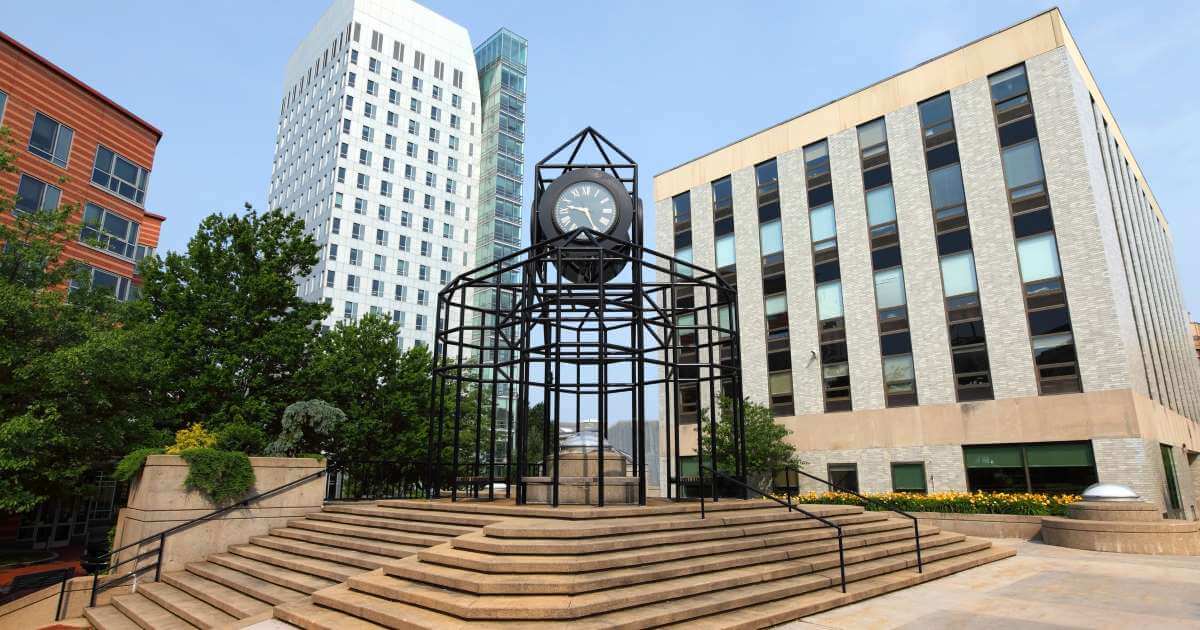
{"left": 655, "top": 9, "right": 1200, "bottom": 517}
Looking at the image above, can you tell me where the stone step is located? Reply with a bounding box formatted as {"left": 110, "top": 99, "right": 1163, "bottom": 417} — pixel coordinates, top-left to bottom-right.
{"left": 345, "top": 532, "right": 969, "bottom": 620}
{"left": 137, "top": 581, "right": 238, "bottom": 629}
{"left": 657, "top": 546, "right": 1018, "bottom": 630}
{"left": 207, "top": 553, "right": 339, "bottom": 595}
{"left": 305, "top": 539, "right": 1008, "bottom": 629}
{"left": 232, "top": 541, "right": 369, "bottom": 579}
{"left": 287, "top": 517, "right": 454, "bottom": 546}
{"left": 270, "top": 526, "right": 427, "bottom": 558}
{"left": 480, "top": 505, "right": 869, "bottom": 539}
{"left": 274, "top": 594, "right": 395, "bottom": 629}
{"left": 385, "top": 527, "right": 952, "bottom": 595}
{"left": 376, "top": 498, "right": 775, "bottom": 520}
{"left": 84, "top": 605, "right": 143, "bottom": 630}
{"left": 53, "top": 617, "right": 92, "bottom": 629}
{"left": 418, "top": 517, "right": 922, "bottom": 574}
{"left": 450, "top": 511, "right": 895, "bottom": 556}
{"left": 332, "top": 503, "right": 504, "bottom": 527}
{"left": 306, "top": 509, "right": 477, "bottom": 537}
{"left": 110, "top": 592, "right": 196, "bottom": 630}
{"left": 163, "top": 569, "right": 274, "bottom": 619}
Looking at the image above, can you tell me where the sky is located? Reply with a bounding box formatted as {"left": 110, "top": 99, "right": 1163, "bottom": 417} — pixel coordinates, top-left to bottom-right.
{"left": 5, "top": 0, "right": 1200, "bottom": 317}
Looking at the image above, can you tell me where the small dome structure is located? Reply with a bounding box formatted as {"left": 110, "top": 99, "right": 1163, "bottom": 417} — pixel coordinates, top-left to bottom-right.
{"left": 1081, "top": 483, "right": 1140, "bottom": 501}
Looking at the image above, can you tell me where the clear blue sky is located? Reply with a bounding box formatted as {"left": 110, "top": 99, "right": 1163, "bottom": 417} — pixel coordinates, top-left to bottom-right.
{"left": 5, "top": 0, "right": 1199, "bottom": 316}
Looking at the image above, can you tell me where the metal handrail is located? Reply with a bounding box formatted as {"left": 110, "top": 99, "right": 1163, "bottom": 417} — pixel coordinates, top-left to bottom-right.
{"left": 777, "top": 466, "right": 922, "bottom": 573}
{"left": 88, "top": 464, "right": 331, "bottom": 607}
{"left": 700, "top": 466, "right": 846, "bottom": 593}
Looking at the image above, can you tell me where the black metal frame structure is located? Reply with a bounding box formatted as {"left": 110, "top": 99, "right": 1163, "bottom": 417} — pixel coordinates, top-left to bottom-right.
{"left": 427, "top": 128, "right": 747, "bottom": 506}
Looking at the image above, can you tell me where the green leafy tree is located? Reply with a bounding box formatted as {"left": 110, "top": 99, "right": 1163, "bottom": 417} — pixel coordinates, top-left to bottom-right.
{"left": 701, "top": 396, "right": 802, "bottom": 490}
{"left": 136, "top": 206, "right": 330, "bottom": 433}
{"left": 0, "top": 126, "right": 163, "bottom": 512}
{"left": 298, "top": 314, "right": 432, "bottom": 462}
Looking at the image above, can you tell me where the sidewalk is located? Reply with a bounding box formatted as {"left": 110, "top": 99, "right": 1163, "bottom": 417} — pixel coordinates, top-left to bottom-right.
{"left": 784, "top": 539, "right": 1200, "bottom": 629}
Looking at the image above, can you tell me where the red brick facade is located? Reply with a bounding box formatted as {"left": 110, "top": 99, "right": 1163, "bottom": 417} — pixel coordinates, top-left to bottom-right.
{"left": 0, "top": 30, "right": 163, "bottom": 287}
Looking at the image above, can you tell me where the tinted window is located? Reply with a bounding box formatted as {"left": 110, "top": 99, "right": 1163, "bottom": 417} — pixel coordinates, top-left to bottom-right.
{"left": 1029, "top": 307, "right": 1072, "bottom": 336}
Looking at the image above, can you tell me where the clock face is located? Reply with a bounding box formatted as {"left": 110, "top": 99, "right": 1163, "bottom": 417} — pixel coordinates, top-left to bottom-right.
{"left": 553, "top": 181, "right": 617, "bottom": 237}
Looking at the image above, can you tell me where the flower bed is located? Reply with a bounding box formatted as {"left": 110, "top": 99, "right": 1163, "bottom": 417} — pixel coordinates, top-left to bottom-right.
{"left": 781, "top": 491, "right": 1081, "bottom": 516}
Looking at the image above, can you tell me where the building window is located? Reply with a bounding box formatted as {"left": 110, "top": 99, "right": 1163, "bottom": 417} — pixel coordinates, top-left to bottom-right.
{"left": 755, "top": 159, "right": 791, "bottom": 415}
{"left": 891, "top": 462, "right": 927, "bottom": 493}
{"left": 964, "top": 442, "right": 1097, "bottom": 494}
{"left": 1160, "top": 445, "right": 1182, "bottom": 513}
{"left": 711, "top": 176, "right": 735, "bottom": 281}
{"left": 70, "top": 266, "right": 134, "bottom": 301}
{"left": 989, "top": 64, "right": 1080, "bottom": 395}
{"left": 91, "top": 146, "right": 150, "bottom": 206}
{"left": 0, "top": 90, "right": 7, "bottom": 122}
{"left": 28, "top": 112, "right": 74, "bottom": 167}
{"left": 920, "top": 92, "right": 993, "bottom": 402}
{"left": 80, "top": 203, "right": 140, "bottom": 260}
{"left": 806, "top": 141, "right": 850, "bottom": 412}
{"left": 859, "top": 118, "right": 914, "bottom": 407}
{"left": 827, "top": 463, "right": 859, "bottom": 493}
{"left": 14, "top": 174, "right": 62, "bottom": 214}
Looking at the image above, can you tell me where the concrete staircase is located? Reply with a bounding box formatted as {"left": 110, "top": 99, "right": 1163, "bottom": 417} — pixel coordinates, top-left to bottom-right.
{"left": 79, "top": 502, "right": 496, "bottom": 629}
{"left": 274, "top": 500, "right": 1015, "bottom": 629}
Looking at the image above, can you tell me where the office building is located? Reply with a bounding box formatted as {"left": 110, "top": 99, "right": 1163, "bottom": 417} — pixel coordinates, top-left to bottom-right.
{"left": 655, "top": 9, "right": 1200, "bottom": 516}
{"left": 0, "top": 31, "right": 164, "bottom": 302}
{"left": 268, "top": 0, "right": 482, "bottom": 345}
{"left": 471, "top": 28, "right": 527, "bottom": 461}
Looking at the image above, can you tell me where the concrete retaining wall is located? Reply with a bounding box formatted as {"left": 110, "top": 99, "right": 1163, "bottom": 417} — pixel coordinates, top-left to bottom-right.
{"left": 111, "top": 455, "right": 325, "bottom": 575}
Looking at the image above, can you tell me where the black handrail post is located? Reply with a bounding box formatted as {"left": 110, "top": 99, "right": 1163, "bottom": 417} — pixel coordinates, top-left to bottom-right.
{"left": 914, "top": 519, "right": 923, "bottom": 573}
{"left": 55, "top": 572, "right": 67, "bottom": 621}
{"left": 699, "top": 463, "right": 706, "bottom": 520}
{"left": 154, "top": 532, "right": 165, "bottom": 582}
{"left": 837, "top": 528, "right": 847, "bottom": 593}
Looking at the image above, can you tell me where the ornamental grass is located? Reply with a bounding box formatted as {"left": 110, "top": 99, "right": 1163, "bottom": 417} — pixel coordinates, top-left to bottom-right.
{"left": 779, "top": 490, "right": 1080, "bottom": 516}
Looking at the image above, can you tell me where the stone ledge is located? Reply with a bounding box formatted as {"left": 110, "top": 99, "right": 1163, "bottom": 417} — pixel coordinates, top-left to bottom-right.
{"left": 1041, "top": 516, "right": 1200, "bottom": 555}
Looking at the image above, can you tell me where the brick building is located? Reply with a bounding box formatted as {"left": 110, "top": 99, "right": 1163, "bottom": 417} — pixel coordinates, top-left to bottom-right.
{"left": 654, "top": 10, "right": 1200, "bottom": 517}
{"left": 0, "top": 31, "right": 163, "bottom": 549}
{"left": 0, "top": 30, "right": 164, "bottom": 301}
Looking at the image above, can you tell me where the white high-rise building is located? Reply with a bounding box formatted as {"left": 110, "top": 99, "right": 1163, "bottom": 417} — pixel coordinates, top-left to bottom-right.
{"left": 268, "top": 0, "right": 482, "bottom": 346}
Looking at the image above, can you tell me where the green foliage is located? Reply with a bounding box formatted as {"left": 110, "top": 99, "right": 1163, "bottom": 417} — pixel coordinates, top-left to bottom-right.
{"left": 297, "top": 315, "right": 432, "bottom": 462}
{"left": 267, "top": 400, "right": 346, "bottom": 457}
{"left": 135, "top": 206, "right": 330, "bottom": 432}
{"left": 701, "top": 397, "right": 802, "bottom": 476}
{"left": 113, "top": 447, "right": 165, "bottom": 482}
{"left": 165, "top": 423, "right": 218, "bottom": 454}
{"left": 784, "top": 491, "right": 1082, "bottom": 517}
{"left": 178, "top": 448, "right": 255, "bottom": 505}
{"left": 215, "top": 423, "right": 268, "bottom": 455}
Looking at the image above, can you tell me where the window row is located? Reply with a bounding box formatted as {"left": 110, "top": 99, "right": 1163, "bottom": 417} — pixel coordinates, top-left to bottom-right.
{"left": 23, "top": 110, "right": 151, "bottom": 206}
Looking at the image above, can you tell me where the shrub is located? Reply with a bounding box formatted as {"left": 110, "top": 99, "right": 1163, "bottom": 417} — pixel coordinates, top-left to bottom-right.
{"left": 267, "top": 400, "right": 345, "bottom": 457}
{"left": 113, "top": 447, "right": 165, "bottom": 482}
{"left": 178, "top": 448, "right": 255, "bottom": 505}
{"left": 215, "top": 423, "right": 268, "bottom": 455}
{"left": 165, "top": 423, "right": 218, "bottom": 454}
{"left": 780, "top": 491, "right": 1081, "bottom": 516}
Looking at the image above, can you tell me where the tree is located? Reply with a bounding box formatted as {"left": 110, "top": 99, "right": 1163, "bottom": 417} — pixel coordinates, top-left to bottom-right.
{"left": 701, "top": 396, "right": 802, "bottom": 489}
{"left": 298, "top": 314, "right": 432, "bottom": 462}
{"left": 267, "top": 400, "right": 347, "bottom": 457}
{"left": 135, "top": 206, "right": 330, "bottom": 434}
{"left": 0, "top": 126, "right": 163, "bottom": 512}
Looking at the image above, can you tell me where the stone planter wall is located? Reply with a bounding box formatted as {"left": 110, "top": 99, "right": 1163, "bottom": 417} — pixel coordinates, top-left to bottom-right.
{"left": 903, "top": 511, "right": 1044, "bottom": 539}
{"left": 110, "top": 455, "right": 325, "bottom": 575}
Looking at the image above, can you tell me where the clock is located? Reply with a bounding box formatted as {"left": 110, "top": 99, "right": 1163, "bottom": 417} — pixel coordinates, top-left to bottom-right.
{"left": 553, "top": 181, "right": 618, "bottom": 237}
{"left": 535, "top": 168, "right": 636, "bottom": 283}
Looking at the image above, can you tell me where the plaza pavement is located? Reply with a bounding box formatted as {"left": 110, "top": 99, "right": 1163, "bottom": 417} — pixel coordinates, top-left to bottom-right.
{"left": 784, "top": 539, "right": 1200, "bottom": 629}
